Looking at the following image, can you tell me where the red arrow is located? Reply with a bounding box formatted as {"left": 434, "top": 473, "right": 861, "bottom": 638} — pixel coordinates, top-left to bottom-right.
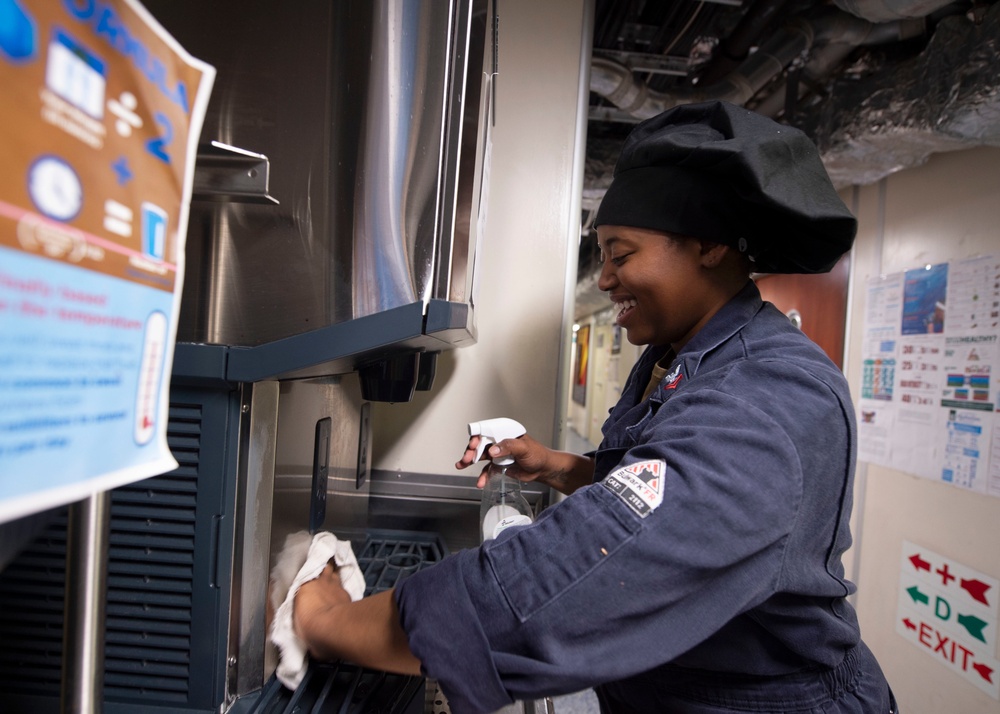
{"left": 902, "top": 618, "right": 917, "bottom": 631}
{"left": 142, "top": 415, "right": 153, "bottom": 429}
{"left": 973, "top": 662, "right": 994, "bottom": 684}
{"left": 961, "top": 578, "right": 992, "bottom": 606}
{"left": 909, "top": 554, "right": 931, "bottom": 572}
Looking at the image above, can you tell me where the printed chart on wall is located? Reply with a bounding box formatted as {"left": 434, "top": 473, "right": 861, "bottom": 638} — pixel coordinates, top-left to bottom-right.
{"left": 858, "top": 255, "right": 1000, "bottom": 498}
{"left": 0, "top": 0, "right": 215, "bottom": 523}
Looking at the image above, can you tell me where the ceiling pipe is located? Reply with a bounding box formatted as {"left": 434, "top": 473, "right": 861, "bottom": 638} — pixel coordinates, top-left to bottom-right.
{"left": 590, "top": 7, "right": 925, "bottom": 120}
{"left": 753, "top": 7, "right": 926, "bottom": 117}
{"left": 834, "top": 0, "right": 962, "bottom": 22}
{"left": 590, "top": 17, "right": 814, "bottom": 118}
{"left": 698, "top": 0, "right": 796, "bottom": 86}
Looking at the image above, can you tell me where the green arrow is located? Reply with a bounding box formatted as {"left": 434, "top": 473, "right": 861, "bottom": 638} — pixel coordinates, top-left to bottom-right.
{"left": 907, "top": 586, "right": 929, "bottom": 606}
{"left": 957, "top": 613, "right": 988, "bottom": 643}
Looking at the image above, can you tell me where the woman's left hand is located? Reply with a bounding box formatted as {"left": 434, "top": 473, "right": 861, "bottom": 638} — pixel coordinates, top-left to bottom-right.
{"left": 294, "top": 562, "right": 351, "bottom": 659}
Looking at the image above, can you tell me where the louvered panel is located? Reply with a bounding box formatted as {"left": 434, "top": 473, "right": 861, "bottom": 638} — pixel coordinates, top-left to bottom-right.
{"left": 0, "top": 386, "right": 239, "bottom": 712}
{"left": 0, "top": 513, "right": 68, "bottom": 697}
{"left": 99, "top": 401, "right": 204, "bottom": 706}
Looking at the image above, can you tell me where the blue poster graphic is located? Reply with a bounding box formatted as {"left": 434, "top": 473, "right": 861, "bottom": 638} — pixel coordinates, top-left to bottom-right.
{"left": 902, "top": 263, "right": 948, "bottom": 335}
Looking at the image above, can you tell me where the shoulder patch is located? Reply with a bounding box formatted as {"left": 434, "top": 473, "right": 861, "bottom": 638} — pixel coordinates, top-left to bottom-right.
{"left": 601, "top": 459, "right": 665, "bottom": 518}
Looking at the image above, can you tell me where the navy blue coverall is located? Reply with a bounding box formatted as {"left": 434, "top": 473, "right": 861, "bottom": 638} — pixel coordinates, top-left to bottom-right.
{"left": 395, "top": 281, "right": 895, "bottom": 714}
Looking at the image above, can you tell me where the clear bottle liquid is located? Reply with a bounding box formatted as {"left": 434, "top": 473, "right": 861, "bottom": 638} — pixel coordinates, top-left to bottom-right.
{"left": 480, "top": 463, "right": 533, "bottom": 541}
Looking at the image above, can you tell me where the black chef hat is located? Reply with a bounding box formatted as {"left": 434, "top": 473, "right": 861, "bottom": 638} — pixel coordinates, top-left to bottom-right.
{"left": 593, "top": 100, "right": 856, "bottom": 274}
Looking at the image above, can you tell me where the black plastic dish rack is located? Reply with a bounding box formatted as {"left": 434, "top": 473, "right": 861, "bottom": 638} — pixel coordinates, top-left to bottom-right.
{"left": 236, "top": 529, "right": 448, "bottom": 714}
{"left": 356, "top": 531, "right": 448, "bottom": 597}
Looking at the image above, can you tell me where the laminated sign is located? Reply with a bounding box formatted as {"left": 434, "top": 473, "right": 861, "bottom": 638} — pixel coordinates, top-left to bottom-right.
{"left": 0, "top": 0, "right": 215, "bottom": 522}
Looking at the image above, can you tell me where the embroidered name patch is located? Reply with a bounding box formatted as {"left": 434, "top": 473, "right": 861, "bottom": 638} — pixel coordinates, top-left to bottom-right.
{"left": 602, "top": 459, "right": 665, "bottom": 518}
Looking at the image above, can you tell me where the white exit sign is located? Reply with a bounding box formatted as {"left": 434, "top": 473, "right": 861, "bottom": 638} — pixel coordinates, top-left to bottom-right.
{"left": 896, "top": 540, "right": 1000, "bottom": 699}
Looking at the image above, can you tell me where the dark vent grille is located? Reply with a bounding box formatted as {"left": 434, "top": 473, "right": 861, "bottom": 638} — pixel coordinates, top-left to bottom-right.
{"left": 103, "top": 403, "right": 203, "bottom": 702}
{"left": 0, "top": 514, "right": 69, "bottom": 697}
{"left": 0, "top": 399, "right": 220, "bottom": 711}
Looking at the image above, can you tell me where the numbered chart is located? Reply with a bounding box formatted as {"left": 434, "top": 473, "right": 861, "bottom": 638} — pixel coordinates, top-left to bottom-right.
{"left": 859, "top": 259, "right": 1000, "bottom": 498}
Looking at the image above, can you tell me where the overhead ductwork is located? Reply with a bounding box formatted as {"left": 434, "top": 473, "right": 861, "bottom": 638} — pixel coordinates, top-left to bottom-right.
{"left": 751, "top": 7, "right": 926, "bottom": 117}
{"left": 812, "top": 1, "right": 1000, "bottom": 186}
{"left": 589, "top": 7, "right": 924, "bottom": 121}
{"left": 587, "top": 1, "right": 1000, "bottom": 189}
{"left": 590, "top": 20, "right": 812, "bottom": 118}
{"left": 834, "top": 0, "right": 962, "bottom": 22}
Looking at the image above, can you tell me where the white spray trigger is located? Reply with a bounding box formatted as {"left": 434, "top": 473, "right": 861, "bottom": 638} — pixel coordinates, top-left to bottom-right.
{"left": 468, "top": 418, "right": 526, "bottom": 466}
{"left": 474, "top": 437, "right": 495, "bottom": 463}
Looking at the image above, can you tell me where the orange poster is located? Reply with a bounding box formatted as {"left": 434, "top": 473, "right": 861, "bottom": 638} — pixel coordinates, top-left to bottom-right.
{"left": 0, "top": 0, "right": 215, "bottom": 522}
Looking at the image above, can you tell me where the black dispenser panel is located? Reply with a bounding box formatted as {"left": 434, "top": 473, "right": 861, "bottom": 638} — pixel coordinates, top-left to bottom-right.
{"left": 309, "top": 418, "right": 332, "bottom": 534}
{"left": 358, "top": 353, "right": 420, "bottom": 403}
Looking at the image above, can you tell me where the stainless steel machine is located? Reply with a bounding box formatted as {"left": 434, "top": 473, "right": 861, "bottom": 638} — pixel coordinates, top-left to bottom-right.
{"left": 0, "top": 2, "right": 553, "bottom": 712}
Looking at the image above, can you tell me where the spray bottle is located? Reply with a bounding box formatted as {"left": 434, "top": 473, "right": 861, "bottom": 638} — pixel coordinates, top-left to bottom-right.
{"left": 470, "top": 418, "right": 534, "bottom": 541}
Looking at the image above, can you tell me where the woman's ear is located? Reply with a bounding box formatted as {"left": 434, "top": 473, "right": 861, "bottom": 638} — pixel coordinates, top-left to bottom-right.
{"left": 699, "top": 241, "right": 729, "bottom": 268}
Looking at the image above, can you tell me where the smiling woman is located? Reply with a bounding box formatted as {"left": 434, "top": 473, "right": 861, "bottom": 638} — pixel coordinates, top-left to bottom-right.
{"left": 596, "top": 227, "right": 752, "bottom": 352}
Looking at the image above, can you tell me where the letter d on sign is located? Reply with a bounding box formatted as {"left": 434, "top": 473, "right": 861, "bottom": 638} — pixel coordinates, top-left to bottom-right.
{"left": 935, "top": 596, "right": 951, "bottom": 622}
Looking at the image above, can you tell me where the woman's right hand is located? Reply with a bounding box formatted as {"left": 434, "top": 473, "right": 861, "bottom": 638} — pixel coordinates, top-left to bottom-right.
{"left": 455, "top": 432, "right": 551, "bottom": 488}
{"left": 455, "top": 432, "right": 595, "bottom": 494}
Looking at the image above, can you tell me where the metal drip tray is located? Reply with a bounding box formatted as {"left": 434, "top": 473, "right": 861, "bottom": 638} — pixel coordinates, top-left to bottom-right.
{"left": 245, "top": 530, "right": 448, "bottom": 714}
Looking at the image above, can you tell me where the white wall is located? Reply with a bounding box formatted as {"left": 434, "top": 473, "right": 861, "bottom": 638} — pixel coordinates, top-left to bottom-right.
{"left": 845, "top": 147, "right": 1000, "bottom": 714}
{"left": 370, "top": 0, "right": 591, "bottom": 474}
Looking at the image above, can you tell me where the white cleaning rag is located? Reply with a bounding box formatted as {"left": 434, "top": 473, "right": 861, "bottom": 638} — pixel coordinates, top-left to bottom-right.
{"left": 268, "top": 530, "right": 366, "bottom": 689}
